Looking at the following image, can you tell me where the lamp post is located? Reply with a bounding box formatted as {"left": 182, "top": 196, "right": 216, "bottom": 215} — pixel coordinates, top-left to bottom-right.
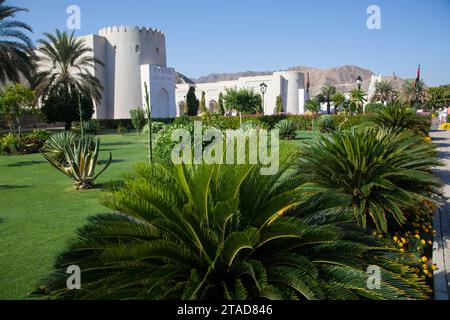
{"left": 357, "top": 76, "right": 363, "bottom": 90}
{"left": 260, "top": 82, "right": 268, "bottom": 114}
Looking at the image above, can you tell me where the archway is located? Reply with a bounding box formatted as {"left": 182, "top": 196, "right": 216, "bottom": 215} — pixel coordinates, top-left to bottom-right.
{"left": 208, "top": 100, "right": 218, "bottom": 113}
{"left": 156, "top": 88, "right": 169, "bottom": 118}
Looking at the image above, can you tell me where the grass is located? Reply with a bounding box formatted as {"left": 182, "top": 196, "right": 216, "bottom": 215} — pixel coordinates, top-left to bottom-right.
{"left": 0, "top": 130, "right": 313, "bottom": 300}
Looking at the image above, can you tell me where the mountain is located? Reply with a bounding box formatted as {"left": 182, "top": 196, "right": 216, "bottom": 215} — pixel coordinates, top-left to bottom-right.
{"left": 176, "top": 65, "right": 406, "bottom": 96}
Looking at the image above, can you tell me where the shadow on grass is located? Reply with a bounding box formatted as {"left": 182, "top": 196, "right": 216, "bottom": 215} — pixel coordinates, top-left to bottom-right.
{"left": 101, "top": 141, "right": 133, "bottom": 147}
{"left": 0, "top": 185, "right": 30, "bottom": 190}
{"left": 7, "top": 160, "right": 46, "bottom": 167}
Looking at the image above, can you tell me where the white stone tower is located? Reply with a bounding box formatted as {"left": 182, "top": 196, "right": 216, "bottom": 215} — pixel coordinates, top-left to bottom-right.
{"left": 80, "top": 26, "right": 176, "bottom": 119}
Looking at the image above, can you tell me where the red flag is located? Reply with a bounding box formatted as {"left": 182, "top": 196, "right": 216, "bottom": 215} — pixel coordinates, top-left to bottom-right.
{"left": 413, "top": 65, "right": 421, "bottom": 90}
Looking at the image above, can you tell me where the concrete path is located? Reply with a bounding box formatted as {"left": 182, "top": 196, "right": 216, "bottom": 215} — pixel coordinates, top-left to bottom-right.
{"left": 431, "top": 129, "right": 450, "bottom": 300}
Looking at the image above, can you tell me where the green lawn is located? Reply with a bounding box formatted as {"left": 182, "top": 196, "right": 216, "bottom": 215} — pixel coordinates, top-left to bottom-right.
{"left": 0, "top": 130, "right": 313, "bottom": 300}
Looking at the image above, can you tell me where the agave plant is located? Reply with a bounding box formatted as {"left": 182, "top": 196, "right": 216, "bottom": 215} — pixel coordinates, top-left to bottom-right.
{"left": 35, "top": 150, "right": 429, "bottom": 300}
{"left": 42, "top": 131, "right": 80, "bottom": 164}
{"left": 368, "top": 104, "right": 431, "bottom": 136}
{"left": 275, "top": 119, "right": 296, "bottom": 140}
{"left": 43, "top": 136, "right": 112, "bottom": 190}
{"left": 298, "top": 128, "right": 440, "bottom": 232}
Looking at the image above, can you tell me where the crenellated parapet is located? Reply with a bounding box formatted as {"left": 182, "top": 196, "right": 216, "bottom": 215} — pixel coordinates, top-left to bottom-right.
{"left": 98, "top": 26, "right": 165, "bottom": 38}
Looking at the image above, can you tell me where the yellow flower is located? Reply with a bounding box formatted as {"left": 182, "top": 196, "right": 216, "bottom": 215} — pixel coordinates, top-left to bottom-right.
{"left": 421, "top": 239, "right": 426, "bottom": 245}
{"left": 423, "top": 264, "right": 428, "bottom": 270}
{"left": 428, "top": 240, "right": 433, "bottom": 245}
{"left": 400, "top": 249, "right": 405, "bottom": 253}
{"left": 393, "top": 236, "right": 398, "bottom": 242}
{"left": 432, "top": 265, "right": 438, "bottom": 271}
{"left": 421, "top": 256, "right": 428, "bottom": 262}
{"left": 399, "top": 242, "right": 404, "bottom": 247}
{"left": 372, "top": 232, "right": 377, "bottom": 236}
{"left": 401, "top": 238, "right": 407, "bottom": 244}
{"left": 423, "top": 269, "right": 430, "bottom": 275}
{"left": 415, "top": 235, "right": 421, "bottom": 239}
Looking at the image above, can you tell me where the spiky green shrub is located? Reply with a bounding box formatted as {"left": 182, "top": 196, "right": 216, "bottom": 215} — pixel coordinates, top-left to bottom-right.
{"left": 368, "top": 104, "right": 431, "bottom": 136}
{"left": 42, "top": 136, "right": 112, "bottom": 190}
{"left": 298, "top": 128, "right": 440, "bottom": 232}
{"left": 318, "top": 116, "right": 337, "bottom": 133}
{"left": 71, "top": 120, "right": 98, "bottom": 135}
{"left": 275, "top": 119, "right": 297, "bottom": 140}
{"left": 42, "top": 131, "right": 80, "bottom": 164}
{"left": 36, "top": 152, "right": 429, "bottom": 300}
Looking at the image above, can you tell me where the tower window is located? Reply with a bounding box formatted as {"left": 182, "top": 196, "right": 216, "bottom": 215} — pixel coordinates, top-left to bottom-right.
{"left": 113, "top": 45, "right": 117, "bottom": 53}
{"left": 135, "top": 45, "right": 140, "bottom": 53}
{"left": 156, "top": 47, "right": 160, "bottom": 55}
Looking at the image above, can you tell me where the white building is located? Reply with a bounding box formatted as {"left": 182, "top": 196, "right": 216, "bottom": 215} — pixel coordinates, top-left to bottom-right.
{"left": 176, "top": 71, "right": 307, "bottom": 116}
{"left": 78, "top": 26, "right": 177, "bottom": 120}
{"left": 73, "top": 25, "right": 308, "bottom": 119}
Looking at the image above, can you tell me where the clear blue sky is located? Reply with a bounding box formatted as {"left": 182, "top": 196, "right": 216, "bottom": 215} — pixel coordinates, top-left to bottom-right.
{"left": 10, "top": 0, "right": 450, "bottom": 86}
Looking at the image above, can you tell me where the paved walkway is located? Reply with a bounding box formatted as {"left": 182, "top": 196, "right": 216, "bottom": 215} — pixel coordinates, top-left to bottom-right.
{"left": 431, "top": 129, "right": 450, "bottom": 300}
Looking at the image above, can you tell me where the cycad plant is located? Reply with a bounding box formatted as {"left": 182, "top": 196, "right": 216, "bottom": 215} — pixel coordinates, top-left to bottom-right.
{"left": 298, "top": 128, "right": 440, "bottom": 232}
{"left": 275, "top": 119, "right": 297, "bottom": 140}
{"left": 43, "top": 136, "right": 112, "bottom": 190}
{"left": 36, "top": 151, "right": 429, "bottom": 300}
{"left": 368, "top": 104, "right": 431, "bottom": 136}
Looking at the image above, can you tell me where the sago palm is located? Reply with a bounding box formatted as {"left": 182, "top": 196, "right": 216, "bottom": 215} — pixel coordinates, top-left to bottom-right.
{"left": 401, "top": 79, "right": 429, "bottom": 108}
{"left": 33, "top": 30, "right": 104, "bottom": 102}
{"left": 36, "top": 151, "right": 430, "bottom": 300}
{"left": 317, "top": 83, "right": 337, "bottom": 115}
{"left": 371, "top": 80, "right": 396, "bottom": 105}
{"left": 298, "top": 128, "right": 440, "bottom": 233}
{"left": 0, "top": 0, "right": 34, "bottom": 84}
{"left": 368, "top": 104, "right": 431, "bottom": 136}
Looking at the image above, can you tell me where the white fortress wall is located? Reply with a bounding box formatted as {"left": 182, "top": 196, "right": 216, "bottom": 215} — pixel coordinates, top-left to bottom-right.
{"left": 98, "top": 26, "right": 167, "bottom": 119}
{"left": 141, "top": 65, "right": 177, "bottom": 119}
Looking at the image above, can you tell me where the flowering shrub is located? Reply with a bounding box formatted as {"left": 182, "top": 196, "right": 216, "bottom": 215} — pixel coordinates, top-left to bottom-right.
{"left": 440, "top": 123, "right": 450, "bottom": 130}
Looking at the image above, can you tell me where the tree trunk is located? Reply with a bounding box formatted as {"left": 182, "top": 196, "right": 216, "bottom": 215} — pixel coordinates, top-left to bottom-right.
{"left": 327, "top": 101, "right": 331, "bottom": 115}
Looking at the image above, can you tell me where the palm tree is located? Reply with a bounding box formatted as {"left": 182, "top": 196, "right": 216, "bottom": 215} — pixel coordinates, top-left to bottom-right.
{"left": 298, "top": 128, "right": 440, "bottom": 233}
{"left": 371, "top": 80, "right": 396, "bottom": 105}
{"left": 33, "top": 30, "right": 104, "bottom": 103}
{"left": 349, "top": 89, "right": 367, "bottom": 114}
{"left": 35, "top": 155, "right": 430, "bottom": 300}
{"left": 317, "top": 83, "right": 337, "bottom": 114}
{"left": 304, "top": 98, "right": 321, "bottom": 118}
{"left": 401, "top": 79, "right": 429, "bottom": 108}
{"left": 331, "top": 91, "right": 346, "bottom": 114}
{"left": 0, "top": 0, "right": 34, "bottom": 84}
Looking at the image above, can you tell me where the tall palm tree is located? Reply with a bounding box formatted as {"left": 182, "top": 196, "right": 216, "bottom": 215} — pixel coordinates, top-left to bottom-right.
{"left": 35, "top": 155, "right": 430, "bottom": 300}
{"left": 0, "top": 0, "right": 34, "bottom": 84}
{"left": 331, "top": 91, "right": 346, "bottom": 114}
{"left": 317, "top": 83, "right": 337, "bottom": 115}
{"left": 401, "top": 79, "right": 429, "bottom": 108}
{"left": 349, "top": 89, "right": 367, "bottom": 114}
{"left": 33, "top": 30, "right": 104, "bottom": 103}
{"left": 371, "top": 80, "right": 396, "bottom": 105}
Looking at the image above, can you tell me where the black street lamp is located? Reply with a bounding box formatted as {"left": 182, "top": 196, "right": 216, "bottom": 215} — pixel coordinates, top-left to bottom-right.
{"left": 357, "top": 76, "right": 363, "bottom": 90}
{"left": 260, "top": 82, "right": 268, "bottom": 114}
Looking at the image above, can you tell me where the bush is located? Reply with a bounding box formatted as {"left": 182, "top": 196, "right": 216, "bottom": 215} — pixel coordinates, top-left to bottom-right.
{"left": 72, "top": 120, "right": 98, "bottom": 135}
{"left": 368, "top": 104, "right": 431, "bottom": 136}
{"left": 117, "top": 125, "right": 128, "bottom": 135}
{"left": 275, "top": 119, "right": 297, "bottom": 140}
{"left": 143, "top": 122, "right": 165, "bottom": 134}
{"left": 0, "top": 134, "right": 23, "bottom": 154}
{"left": 365, "top": 103, "right": 385, "bottom": 114}
{"left": 318, "top": 115, "right": 337, "bottom": 133}
{"left": 130, "top": 109, "right": 146, "bottom": 134}
{"left": 0, "top": 130, "right": 51, "bottom": 155}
